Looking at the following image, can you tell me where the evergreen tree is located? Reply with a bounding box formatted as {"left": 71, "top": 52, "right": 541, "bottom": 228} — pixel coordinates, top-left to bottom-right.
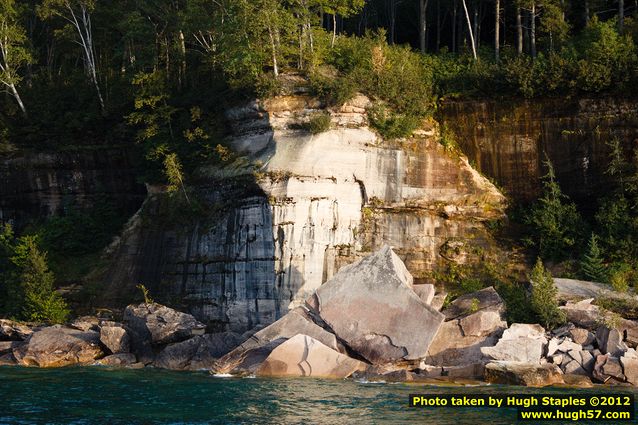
{"left": 529, "top": 257, "right": 565, "bottom": 330}
{"left": 525, "top": 158, "right": 584, "bottom": 261}
{"left": 580, "top": 233, "right": 607, "bottom": 282}
{"left": 11, "top": 236, "right": 69, "bottom": 324}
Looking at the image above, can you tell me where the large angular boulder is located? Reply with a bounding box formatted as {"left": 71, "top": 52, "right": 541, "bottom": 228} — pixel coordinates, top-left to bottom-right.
{"left": 593, "top": 354, "right": 626, "bottom": 383}
{"left": 256, "top": 334, "right": 366, "bottom": 378}
{"left": 99, "top": 322, "right": 131, "bottom": 354}
{"left": 214, "top": 307, "right": 342, "bottom": 374}
{"left": 620, "top": 350, "right": 638, "bottom": 385}
{"left": 123, "top": 303, "right": 206, "bottom": 346}
{"left": 442, "top": 287, "right": 505, "bottom": 320}
{"left": 596, "top": 327, "right": 628, "bottom": 357}
{"left": 560, "top": 299, "right": 603, "bottom": 329}
{"left": 13, "top": 327, "right": 105, "bottom": 367}
{"left": 481, "top": 324, "right": 547, "bottom": 363}
{"left": 413, "top": 284, "right": 435, "bottom": 305}
{"left": 0, "top": 341, "right": 20, "bottom": 355}
{"left": 307, "top": 245, "right": 444, "bottom": 363}
{"left": 484, "top": 362, "right": 564, "bottom": 387}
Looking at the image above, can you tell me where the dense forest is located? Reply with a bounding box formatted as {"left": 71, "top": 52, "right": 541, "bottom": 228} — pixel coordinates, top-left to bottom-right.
{"left": 1, "top": 0, "right": 638, "bottom": 323}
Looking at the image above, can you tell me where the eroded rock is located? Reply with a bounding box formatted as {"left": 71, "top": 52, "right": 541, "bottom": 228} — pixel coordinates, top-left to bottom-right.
{"left": 442, "top": 287, "right": 505, "bottom": 320}
{"left": 99, "top": 323, "right": 130, "bottom": 354}
{"left": 13, "top": 327, "right": 105, "bottom": 367}
{"left": 484, "top": 362, "right": 564, "bottom": 387}
{"left": 481, "top": 324, "right": 547, "bottom": 363}
{"left": 94, "top": 353, "right": 137, "bottom": 367}
{"left": 123, "top": 303, "right": 206, "bottom": 346}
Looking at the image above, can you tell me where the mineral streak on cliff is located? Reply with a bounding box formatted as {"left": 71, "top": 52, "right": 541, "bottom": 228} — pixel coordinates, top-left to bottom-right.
{"left": 440, "top": 98, "right": 638, "bottom": 203}
{"left": 102, "top": 94, "right": 507, "bottom": 332}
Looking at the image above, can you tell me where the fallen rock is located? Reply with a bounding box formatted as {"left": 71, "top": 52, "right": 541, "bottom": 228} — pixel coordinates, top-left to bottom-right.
{"left": 0, "top": 341, "right": 20, "bottom": 355}
{"left": 154, "top": 332, "right": 244, "bottom": 371}
{"left": 459, "top": 310, "right": 507, "bottom": 338}
{"left": 0, "top": 320, "right": 33, "bottom": 341}
{"left": 569, "top": 328, "right": 595, "bottom": 346}
{"left": 563, "top": 359, "right": 587, "bottom": 375}
{"left": 256, "top": 334, "right": 366, "bottom": 378}
{"left": 560, "top": 299, "right": 603, "bottom": 329}
{"left": 442, "top": 287, "right": 505, "bottom": 320}
{"left": 123, "top": 303, "right": 206, "bottom": 346}
{"left": 154, "top": 337, "right": 202, "bottom": 370}
{"left": 620, "top": 354, "right": 638, "bottom": 385}
{"left": 430, "top": 292, "right": 447, "bottom": 311}
{"left": 308, "top": 246, "right": 444, "bottom": 363}
{"left": 94, "top": 353, "right": 137, "bottom": 367}
{"left": 0, "top": 353, "right": 16, "bottom": 366}
{"left": 481, "top": 323, "right": 547, "bottom": 363}
{"left": 596, "top": 327, "right": 628, "bottom": 357}
{"left": 593, "top": 354, "right": 626, "bottom": 383}
{"left": 413, "top": 284, "right": 435, "bottom": 305}
{"left": 562, "top": 374, "right": 594, "bottom": 388}
{"left": 13, "top": 327, "right": 105, "bottom": 367}
{"left": 214, "top": 339, "right": 288, "bottom": 375}
{"left": 484, "top": 362, "right": 564, "bottom": 387}
{"left": 99, "top": 323, "right": 130, "bottom": 354}
{"left": 70, "top": 316, "right": 100, "bottom": 332}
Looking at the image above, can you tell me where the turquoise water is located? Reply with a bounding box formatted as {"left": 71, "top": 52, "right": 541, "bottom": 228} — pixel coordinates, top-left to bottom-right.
{"left": 0, "top": 366, "right": 636, "bottom": 424}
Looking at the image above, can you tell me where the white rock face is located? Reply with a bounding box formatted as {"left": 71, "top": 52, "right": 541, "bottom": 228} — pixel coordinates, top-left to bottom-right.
{"left": 105, "top": 94, "right": 507, "bottom": 332}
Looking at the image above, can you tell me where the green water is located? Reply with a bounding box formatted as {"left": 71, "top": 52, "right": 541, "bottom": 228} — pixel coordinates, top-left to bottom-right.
{"left": 0, "top": 366, "right": 636, "bottom": 424}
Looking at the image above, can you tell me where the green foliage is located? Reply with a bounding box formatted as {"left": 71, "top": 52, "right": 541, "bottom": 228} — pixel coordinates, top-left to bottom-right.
{"left": 136, "top": 284, "right": 153, "bottom": 304}
{"left": 580, "top": 233, "right": 607, "bottom": 283}
{"left": 524, "top": 159, "right": 584, "bottom": 261}
{"left": 529, "top": 258, "right": 565, "bottom": 330}
{"left": 2, "top": 234, "right": 69, "bottom": 323}
{"left": 368, "top": 103, "right": 420, "bottom": 139}
{"left": 305, "top": 111, "right": 331, "bottom": 134}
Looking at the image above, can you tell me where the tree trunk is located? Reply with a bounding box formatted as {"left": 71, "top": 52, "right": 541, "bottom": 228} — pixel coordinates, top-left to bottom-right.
{"left": 584, "top": 0, "right": 589, "bottom": 26}
{"left": 461, "top": 0, "right": 477, "bottom": 59}
{"left": 9, "top": 82, "right": 27, "bottom": 117}
{"left": 619, "top": 0, "right": 624, "bottom": 32}
{"left": 530, "top": 3, "right": 536, "bottom": 58}
{"left": 331, "top": 13, "right": 337, "bottom": 47}
{"left": 436, "top": 0, "right": 441, "bottom": 52}
{"left": 452, "top": 1, "right": 458, "bottom": 52}
{"left": 516, "top": 6, "right": 522, "bottom": 55}
{"left": 420, "top": 0, "right": 429, "bottom": 53}
{"left": 267, "top": 25, "right": 279, "bottom": 76}
{"left": 495, "top": 0, "right": 500, "bottom": 61}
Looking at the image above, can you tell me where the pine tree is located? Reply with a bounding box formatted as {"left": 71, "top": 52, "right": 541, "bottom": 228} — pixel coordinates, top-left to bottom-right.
{"left": 11, "top": 236, "right": 69, "bottom": 324}
{"left": 580, "top": 233, "right": 607, "bottom": 282}
{"left": 529, "top": 258, "right": 565, "bottom": 330}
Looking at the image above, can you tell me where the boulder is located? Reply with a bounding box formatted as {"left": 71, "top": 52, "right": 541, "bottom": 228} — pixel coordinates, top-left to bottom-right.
{"left": 256, "top": 334, "right": 366, "bottom": 379}
{"left": 596, "top": 327, "right": 628, "bottom": 357}
{"left": 13, "top": 327, "right": 105, "bottom": 367}
{"left": 0, "top": 320, "right": 33, "bottom": 341}
{"left": 621, "top": 320, "right": 638, "bottom": 348}
{"left": 560, "top": 299, "right": 603, "bottom": 329}
{"left": 442, "top": 287, "right": 505, "bottom": 320}
{"left": 481, "top": 324, "right": 547, "bottom": 363}
{"left": 0, "top": 341, "right": 20, "bottom": 355}
{"left": 593, "top": 354, "right": 626, "bottom": 383}
{"left": 123, "top": 303, "right": 206, "bottom": 346}
{"left": 430, "top": 292, "right": 447, "bottom": 311}
{"left": 214, "top": 307, "right": 342, "bottom": 374}
{"left": 620, "top": 353, "right": 638, "bottom": 385}
{"left": 99, "top": 323, "right": 130, "bottom": 354}
{"left": 562, "top": 374, "right": 594, "bottom": 388}
{"left": 154, "top": 337, "right": 202, "bottom": 370}
{"left": 0, "top": 353, "right": 16, "bottom": 366}
{"left": 459, "top": 310, "right": 507, "bottom": 338}
{"left": 569, "top": 328, "right": 595, "bottom": 346}
{"left": 484, "top": 362, "right": 564, "bottom": 387}
{"left": 214, "top": 339, "right": 288, "bottom": 375}
{"left": 94, "top": 353, "right": 137, "bottom": 367}
{"left": 70, "top": 316, "right": 100, "bottom": 332}
{"left": 307, "top": 246, "right": 444, "bottom": 363}
{"left": 562, "top": 359, "right": 587, "bottom": 375}
{"left": 413, "top": 284, "right": 435, "bottom": 305}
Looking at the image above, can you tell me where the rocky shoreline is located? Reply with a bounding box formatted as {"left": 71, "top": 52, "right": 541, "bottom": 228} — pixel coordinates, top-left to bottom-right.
{"left": 2, "top": 246, "right": 638, "bottom": 389}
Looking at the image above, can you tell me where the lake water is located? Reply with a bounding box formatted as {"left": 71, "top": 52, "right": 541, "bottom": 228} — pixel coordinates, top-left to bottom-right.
{"left": 1, "top": 366, "right": 636, "bottom": 424}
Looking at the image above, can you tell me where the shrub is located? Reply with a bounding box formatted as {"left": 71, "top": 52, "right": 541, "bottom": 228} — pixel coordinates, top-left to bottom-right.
{"left": 529, "top": 258, "right": 565, "bottom": 330}
{"left": 305, "top": 111, "right": 332, "bottom": 134}
{"left": 368, "top": 103, "right": 420, "bottom": 139}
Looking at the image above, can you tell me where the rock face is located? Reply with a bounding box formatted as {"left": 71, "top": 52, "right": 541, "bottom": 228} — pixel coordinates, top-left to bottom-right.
{"left": 441, "top": 98, "right": 638, "bottom": 203}
{"left": 13, "top": 327, "right": 104, "bottom": 367}
{"left": 484, "top": 362, "right": 564, "bottom": 387}
{"left": 102, "top": 94, "right": 506, "bottom": 332}
{"left": 123, "top": 303, "right": 206, "bottom": 346}
{"left": 0, "top": 320, "right": 33, "bottom": 341}
{"left": 0, "top": 148, "right": 145, "bottom": 230}
{"left": 256, "top": 334, "right": 366, "bottom": 378}
{"left": 308, "top": 246, "right": 444, "bottom": 364}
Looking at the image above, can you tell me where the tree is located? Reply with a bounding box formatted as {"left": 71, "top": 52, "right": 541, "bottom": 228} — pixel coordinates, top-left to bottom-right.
{"left": 525, "top": 158, "right": 583, "bottom": 261}
{"left": 0, "top": 0, "right": 30, "bottom": 116}
{"left": 319, "top": 0, "right": 365, "bottom": 47}
{"left": 420, "top": 0, "right": 430, "bottom": 53}
{"left": 38, "top": 0, "right": 105, "bottom": 113}
{"left": 529, "top": 258, "right": 565, "bottom": 330}
{"left": 580, "top": 233, "right": 607, "bottom": 282}
{"left": 495, "top": 0, "right": 501, "bottom": 60}
{"left": 163, "top": 152, "right": 189, "bottom": 204}
{"left": 461, "top": 0, "right": 477, "bottom": 59}
{"left": 10, "top": 236, "right": 69, "bottom": 324}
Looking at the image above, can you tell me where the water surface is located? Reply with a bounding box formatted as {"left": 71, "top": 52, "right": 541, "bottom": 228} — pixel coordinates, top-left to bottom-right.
{"left": 0, "top": 366, "right": 635, "bottom": 424}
